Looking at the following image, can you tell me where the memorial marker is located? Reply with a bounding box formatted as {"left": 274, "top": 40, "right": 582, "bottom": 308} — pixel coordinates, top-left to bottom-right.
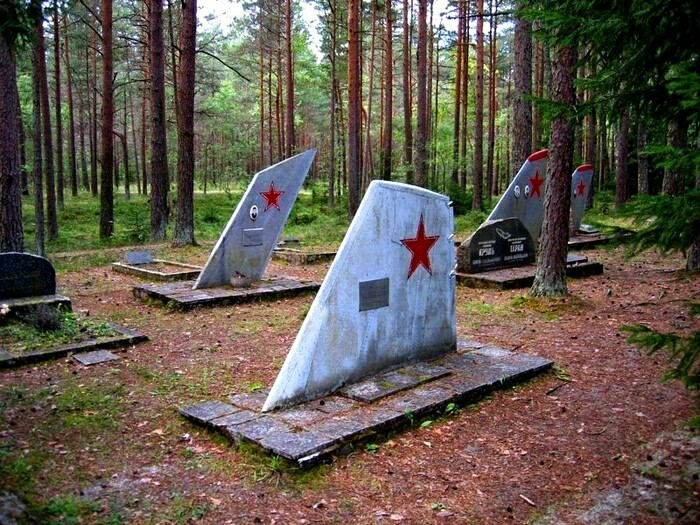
{"left": 262, "top": 181, "right": 456, "bottom": 411}
{"left": 194, "top": 149, "right": 316, "bottom": 289}
{"left": 570, "top": 164, "right": 594, "bottom": 233}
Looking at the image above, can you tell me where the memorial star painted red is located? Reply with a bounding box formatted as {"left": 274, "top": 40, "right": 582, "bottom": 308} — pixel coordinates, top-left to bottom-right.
{"left": 576, "top": 180, "right": 586, "bottom": 197}
{"left": 260, "top": 181, "right": 285, "bottom": 211}
{"left": 529, "top": 170, "right": 544, "bottom": 199}
{"left": 401, "top": 214, "right": 440, "bottom": 279}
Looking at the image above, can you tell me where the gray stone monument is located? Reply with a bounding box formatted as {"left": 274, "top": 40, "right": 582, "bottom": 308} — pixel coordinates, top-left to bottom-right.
{"left": 194, "top": 149, "right": 316, "bottom": 289}
{"left": 262, "top": 181, "right": 456, "bottom": 411}
{"left": 570, "top": 163, "right": 594, "bottom": 233}
{"left": 0, "top": 252, "right": 57, "bottom": 300}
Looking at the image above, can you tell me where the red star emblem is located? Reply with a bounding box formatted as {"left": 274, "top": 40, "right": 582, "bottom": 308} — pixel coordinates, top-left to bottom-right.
{"left": 401, "top": 214, "right": 440, "bottom": 279}
{"left": 576, "top": 180, "right": 586, "bottom": 197}
{"left": 529, "top": 171, "right": 544, "bottom": 199}
{"left": 260, "top": 181, "right": 285, "bottom": 211}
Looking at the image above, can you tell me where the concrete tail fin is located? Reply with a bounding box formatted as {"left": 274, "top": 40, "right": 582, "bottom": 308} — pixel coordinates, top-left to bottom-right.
{"left": 486, "top": 149, "right": 548, "bottom": 246}
{"left": 193, "top": 149, "right": 316, "bottom": 290}
{"left": 570, "top": 164, "right": 594, "bottom": 233}
{"left": 262, "top": 181, "right": 456, "bottom": 411}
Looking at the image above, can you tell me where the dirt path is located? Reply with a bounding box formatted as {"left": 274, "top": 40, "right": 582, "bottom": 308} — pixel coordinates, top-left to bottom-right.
{"left": 0, "top": 246, "right": 697, "bottom": 524}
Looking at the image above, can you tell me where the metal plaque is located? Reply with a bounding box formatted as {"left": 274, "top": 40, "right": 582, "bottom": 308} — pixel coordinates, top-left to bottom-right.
{"left": 359, "top": 277, "right": 390, "bottom": 312}
{"left": 242, "top": 228, "right": 264, "bottom": 247}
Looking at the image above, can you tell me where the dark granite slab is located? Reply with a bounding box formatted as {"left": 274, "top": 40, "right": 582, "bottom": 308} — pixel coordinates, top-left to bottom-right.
{"left": 456, "top": 260, "right": 603, "bottom": 289}
{"left": 179, "top": 341, "right": 553, "bottom": 466}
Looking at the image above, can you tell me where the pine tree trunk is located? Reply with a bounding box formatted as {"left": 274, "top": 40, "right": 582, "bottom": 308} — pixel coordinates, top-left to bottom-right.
{"left": 347, "top": 0, "right": 361, "bottom": 216}
{"left": 615, "top": 106, "right": 630, "bottom": 206}
{"left": 100, "top": 0, "right": 114, "bottom": 238}
{"left": 363, "top": 0, "right": 378, "bottom": 188}
{"left": 54, "top": 3, "right": 64, "bottom": 210}
{"left": 637, "top": 123, "right": 649, "bottom": 195}
{"left": 32, "top": 37, "right": 45, "bottom": 256}
{"left": 89, "top": 30, "right": 98, "bottom": 197}
{"left": 451, "top": 0, "right": 464, "bottom": 185}
{"left": 38, "top": 21, "right": 58, "bottom": 240}
{"left": 285, "top": 0, "right": 295, "bottom": 157}
{"left": 381, "top": 0, "right": 393, "bottom": 182}
{"left": 472, "top": 0, "right": 484, "bottom": 210}
{"left": 328, "top": 0, "right": 337, "bottom": 204}
{"left": 402, "top": 0, "right": 413, "bottom": 185}
{"left": 0, "top": 35, "right": 24, "bottom": 252}
{"left": 662, "top": 117, "right": 687, "bottom": 196}
{"left": 16, "top": 87, "right": 28, "bottom": 195}
{"left": 173, "top": 0, "right": 197, "bottom": 247}
{"left": 530, "top": 43, "right": 576, "bottom": 297}
{"left": 415, "top": 0, "right": 427, "bottom": 187}
{"left": 513, "top": 12, "right": 532, "bottom": 174}
{"left": 486, "top": 2, "right": 497, "bottom": 197}
{"left": 63, "top": 14, "right": 78, "bottom": 197}
{"left": 149, "top": 0, "right": 170, "bottom": 240}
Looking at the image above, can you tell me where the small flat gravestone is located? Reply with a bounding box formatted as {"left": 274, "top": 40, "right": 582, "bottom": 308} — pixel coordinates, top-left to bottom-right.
{"left": 123, "top": 251, "right": 154, "bottom": 265}
{"left": 0, "top": 252, "right": 57, "bottom": 300}
{"left": 73, "top": 350, "right": 119, "bottom": 366}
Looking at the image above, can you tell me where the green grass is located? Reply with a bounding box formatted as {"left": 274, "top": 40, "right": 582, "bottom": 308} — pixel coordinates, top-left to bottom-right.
{"left": 0, "top": 307, "right": 116, "bottom": 355}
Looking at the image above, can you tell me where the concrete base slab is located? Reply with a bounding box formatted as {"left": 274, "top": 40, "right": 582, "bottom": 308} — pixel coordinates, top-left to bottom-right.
{"left": 272, "top": 248, "right": 337, "bottom": 265}
{"left": 569, "top": 232, "right": 612, "bottom": 250}
{"left": 179, "top": 341, "right": 552, "bottom": 466}
{"left": 133, "top": 275, "right": 320, "bottom": 310}
{"left": 112, "top": 260, "right": 202, "bottom": 281}
{"left": 456, "top": 260, "right": 603, "bottom": 289}
{"left": 73, "top": 349, "right": 119, "bottom": 366}
{"left": 1, "top": 295, "right": 72, "bottom": 316}
{"left": 0, "top": 324, "right": 147, "bottom": 369}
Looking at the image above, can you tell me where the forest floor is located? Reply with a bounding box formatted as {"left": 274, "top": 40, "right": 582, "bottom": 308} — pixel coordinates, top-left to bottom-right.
{"left": 0, "top": 245, "right": 698, "bottom": 524}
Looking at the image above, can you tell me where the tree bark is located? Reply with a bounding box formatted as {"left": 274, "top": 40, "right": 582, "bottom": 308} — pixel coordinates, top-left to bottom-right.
{"left": 285, "top": 0, "right": 295, "bottom": 157}
{"left": 32, "top": 36, "right": 45, "bottom": 256}
{"left": 414, "top": 0, "right": 427, "bottom": 187}
{"left": 381, "top": 0, "right": 393, "bottom": 181}
{"left": 614, "top": 106, "right": 629, "bottom": 206}
{"left": 636, "top": 122, "right": 649, "bottom": 195}
{"left": 38, "top": 21, "right": 58, "bottom": 240}
{"left": 53, "top": 2, "right": 64, "bottom": 210}
{"left": 486, "top": 1, "right": 497, "bottom": 197}
{"left": 89, "top": 29, "right": 98, "bottom": 197}
{"left": 63, "top": 14, "right": 78, "bottom": 197}
{"left": 99, "top": 0, "right": 114, "bottom": 238}
{"left": 662, "top": 116, "right": 687, "bottom": 196}
{"left": 347, "top": 0, "right": 361, "bottom": 216}
{"left": 451, "top": 0, "right": 464, "bottom": 185}
{"left": 149, "top": 0, "right": 170, "bottom": 240}
{"left": 173, "top": 0, "right": 197, "bottom": 246}
{"left": 472, "top": 0, "right": 484, "bottom": 210}
{"left": 0, "top": 35, "right": 24, "bottom": 252}
{"left": 402, "top": 0, "right": 413, "bottom": 184}
{"left": 530, "top": 43, "right": 576, "bottom": 297}
{"left": 513, "top": 13, "right": 532, "bottom": 174}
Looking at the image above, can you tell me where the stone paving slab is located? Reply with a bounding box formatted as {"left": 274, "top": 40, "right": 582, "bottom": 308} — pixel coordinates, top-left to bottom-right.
{"left": 73, "top": 349, "right": 119, "bottom": 366}
{"left": 456, "top": 260, "right": 603, "bottom": 289}
{"left": 0, "top": 294, "right": 72, "bottom": 316}
{"left": 179, "top": 341, "right": 553, "bottom": 466}
{"left": 0, "top": 324, "right": 148, "bottom": 369}
{"left": 112, "top": 259, "right": 202, "bottom": 282}
{"left": 133, "top": 276, "right": 320, "bottom": 310}
{"left": 339, "top": 362, "right": 451, "bottom": 403}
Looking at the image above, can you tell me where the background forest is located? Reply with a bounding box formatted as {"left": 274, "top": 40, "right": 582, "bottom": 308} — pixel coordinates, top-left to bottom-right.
{"left": 0, "top": 0, "right": 698, "bottom": 264}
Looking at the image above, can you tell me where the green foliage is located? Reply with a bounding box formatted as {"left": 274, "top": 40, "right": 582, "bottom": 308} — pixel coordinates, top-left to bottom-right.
{"left": 618, "top": 190, "right": 700, "bottom": 258}
{"left": 623, "top": 306, "right": 700, "bottom": 393}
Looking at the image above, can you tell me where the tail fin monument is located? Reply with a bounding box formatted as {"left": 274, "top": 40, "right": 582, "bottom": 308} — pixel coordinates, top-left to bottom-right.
{"left": 193, "top": 150, "right": 316, "bottom": 290}
{"left": 485, "top": 149, "right": 549, "bottom": 245}
{"left": 262, "top": 181, "right": 456, "bottom": 411}
{"left": 570, "top": 164, "right": 593, "bottom": 233}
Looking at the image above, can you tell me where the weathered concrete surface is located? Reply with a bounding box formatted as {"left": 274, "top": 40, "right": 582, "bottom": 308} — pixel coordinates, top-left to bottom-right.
{"left": 73, "top": 349, "right": 119, "bottom": 366}
{"left": 133, "top": 276, "right": 319, "bottom": 310}
{"left": 483, "top": 149, "right": 549, "bottom": 247}
{"left": 112, "top": 259, "right": 202, "bottom": 282}
{"left": 262, "top": 181, "right": 456, "bottom": 411}
{"left": 194, "top": 150, "right": 316, "bottom": 289}
{"left": 570, "top": 164, "right": 594, "bottom": 233}
{"left": 179, "top": 342, "right": 553, "bottom": 466}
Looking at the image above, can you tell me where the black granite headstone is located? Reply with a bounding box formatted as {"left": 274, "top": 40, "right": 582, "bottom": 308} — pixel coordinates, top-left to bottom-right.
{"left": 457, "top": 218, "right": 536, "bottom": 273}
{"left": 0, "top": 252, "right": 57, "bottom": 300}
